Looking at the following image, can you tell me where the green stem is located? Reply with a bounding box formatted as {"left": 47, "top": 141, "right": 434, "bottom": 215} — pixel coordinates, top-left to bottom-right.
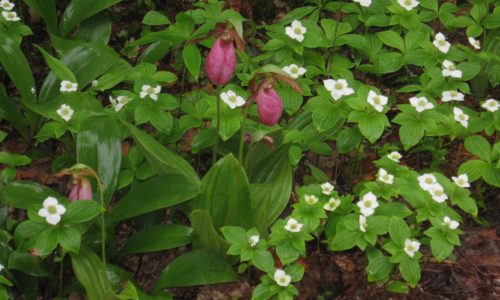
{"left": 212, "top": 86, "right": 222, "bottom": 165}
{"left": 98, "top": 181, "right": 106, "bottom": 266}
{"left": 238, "top": 109, "right": 248, "bottom": 164}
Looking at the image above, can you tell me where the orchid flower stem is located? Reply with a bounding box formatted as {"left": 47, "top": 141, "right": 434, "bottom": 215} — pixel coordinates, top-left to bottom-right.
{"left": 212, "top": 85, "right": 223, "bottom": 165}
{"left": 98, "top": 180, "right": 106, "bottom": 266}
{"left": 238, "top": 109, "right": 248, "bottom": 164}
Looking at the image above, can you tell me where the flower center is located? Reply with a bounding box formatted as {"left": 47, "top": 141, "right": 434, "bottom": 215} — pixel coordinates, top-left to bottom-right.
{"left": 290, "top": 223, "right": 297, "bottom": 230}
{"left": 448, "top": 64, "right": 455, "bottom": 70}
{"left": 435, "top": 190, "right": 443, "bottom": 196}
{"left": 373, "top": 96, "right": 381, "bottom": 104}
{"left": 65, "top": 83, "right": 73, "bottom": 89}
{"left": 229, "top": 95, "right": 237, "bottom": 103}
{"left": 279, "top": 278, "right": 287, "bottom": 284}
{"left": 147, "top": 87, "right": 155, "bottom": 94}
{"left": 489, "top": 102, "right": 496, "bottom": 107}
{"left": 425, "top": 178, "right": 433, "bottom": 184}
{"left": 404, "top": 0, "right": 412, "bottom": 5}
{"left": 335, "top": 83, "right": 344, "bottom": 90}
{"left": 364, "top": 200, "right": 372, "bottom": 208}
{"left": 459, "top": 114, "right": 466, "bottom": 120}
{"left": 458, "top": 179, "right": 464, "bottom": 185}
{"left": 438, "top": 40, "right": 446, "bottom": 46}
{"left": 291, "top": 67, "right": 298, "bottom": 73}
{"left": 450, "top": 91, "right": 457, "bottom": 96}
{"left": 383, "top": 174, "right": 390, "bottom": 180}
{"left": 407, "top": 245, "right": 415, "bottom": 251}
{"left": 48, "top": 205, "right": 57, "bottom": 214}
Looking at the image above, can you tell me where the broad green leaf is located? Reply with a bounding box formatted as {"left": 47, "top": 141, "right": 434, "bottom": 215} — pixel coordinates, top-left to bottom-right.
{"left": 154, "top": 249, "right": 237, "bottom": 290}
{"left": 121, "top": 225, "right": 192, "bottom": 254}
{"left": 399, "top": 257, "right": 421, "bottom": 287}
{"left": 8, "top": 251, "right": 51, "bottom": 277}
{"left": 35, "top": 229, "right": 58, "bottom": 256}
{"left": 399, "top": 122, "right": 425, "bottom": 150}
{"left": 0, "top": 152, "right": 31, "bottom": 167}
{"left": 60, "top": 0, "right": 123, "bottom": 36}
{"left": 0, "top": 181, "right": 61, "bottom": 209}
{"left": 76, "top": 12, "right": 112, "bottom": 45}
{"left": 143, "top": 11, "right": 170, "bottom": 26}
{"left": 190, "top": 210, "right": 228, "bottom": 254}
{"left": 23, "top": 0, "right": 58, "bottom": 33}
{"left": 389, "top": 217, "right": 410, "bottom": 245}
{"left": 336, "top": 127, "right": 363, "bottom": 153}
{"left": 430, "top": 237, "right": 454, "bottom": 261}
{"left": 0, "top": 88, "right": 29, "bottom": 139}
{"left": 367, "top": 255, "right": 393, "bottom": 282}
{"left": 458, "top": 159, "right": 487, "bottom": 181}
{"left": 376, "top": 30, "right": 405, "bottom": 52}
{"left": 36, "top": 46, "right": 77, "bottom": 82}
{"left": 183, "top": 44, "right": 201, "bottom": 81}
{"left": 386, "top": 281, "right": 409, "bottom": 294}
{"left": 464, "top": 135, "right": 491, "bottom": 162}
{"left": 330, "top": 229, "right": 359, "bottom": 251}
{"left": 64, "top": 200, "right": 103, "bottom": 224}
{"left": 57, "top": 226, "right": 81, "bottom": 253}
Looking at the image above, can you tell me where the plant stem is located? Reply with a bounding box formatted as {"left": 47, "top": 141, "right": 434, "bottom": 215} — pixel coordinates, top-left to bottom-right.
{"left": 59, "top": 254, "right": 64, "bottom": 296}
{"left": 212, "top": 86, "right": 222, "bottom": 164}
{"left": 238, "top": 109, "right": 248, "bottom": 164}
{"left": 98, "top": 181, "right": 106, "bottom": 266}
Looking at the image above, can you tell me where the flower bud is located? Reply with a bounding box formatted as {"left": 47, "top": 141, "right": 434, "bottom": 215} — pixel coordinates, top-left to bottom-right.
{"left": 256, "top": 87, "right": 283, "bottom": 126}
{"left": 69, "top": 177, "right": 92, "bottom": 201}
{"left": 205, "top": 35, "right": 237, "bottom": 85}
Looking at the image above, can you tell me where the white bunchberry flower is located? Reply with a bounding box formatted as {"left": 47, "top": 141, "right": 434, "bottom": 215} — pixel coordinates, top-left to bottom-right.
{"left": 429, "top": 183, "right": 448, "bottom": 203}
{"left": 353, "top": 0, "right": 372, "bottom": 7}
{"left": 56, "top": 104, "right": 74, "bottom": 122}
{"left": 2, "top": 10, "right": 19, "bottom": 21}
{"left": 404, "top": 239, "right": 420, "bottom": 257}
{"left": 304, "top": 195, "right": 319, "bottom": 205}
{"left": 38, "top": 197, "right": 66, "bottom": 225}
{"left": 282, "top": 64, "right": 306, "bottom": 79}
{"left": 468, "top": 37, "right": 481, "bottom": 50}
{"left": 220, "top": 90, "right": 245, "bottom": 109}
{"left": 453, "top": 107, "right": 469, "bottom": 128}
{"left": 59, "top": 80, "right": 78, "bottom": 93}
{"left": 109, "top": 95, "right": 131, "bottom": 112}
{"left": 367, "top": 90, "right": 388, "bottom": 112}
{"left": 378, "top": 168, "right": 394, "bottom": 184}
{"left": 285, "top": 20, "right": 307, "bottom": 43}
{"left": 0, "top": 0, "right": 14, "bottom": 11}
{"left": 91, "top": 80, "right": 98, "bottom": 87}
{"left": 387, "top": 151, "right": 402, "bottom": 162}
{"left": 323, "top": 197, "right": 341, "bottom": 212}
{"left": 398, "top": 0, "right": 419, "bottom": 11}
{"left": 31, "top": 87, "right": 36, "bottom": 94}
{"left": 0, "top": 263, "right": 3, "bottom": 272}
{"left": 442, "top": 90, "right": 464, "bottom": 102}
{"left": 442, "top": 216, "right": 459, "bottom": 230}
{"left": 417, "top": 173, "right": 437, "bottom": 191}
{"left": 433, "top": 32, "right": 451, "bottom": 53}
{"left": 323, "top": 79, "right": 354, "bottom": 101}
{"left": 359, "top": 215, "right": 368, "bottom": 232}
{"left": 274, "top": 269, "right": 291, "bottom": 287}
{"left": 409, "top": 96, "right": 434, "bottom": 112}
{"left": 357, "top": 192, "right": 379, "bottom": 216}
{"left": 442, "top": 60, "right": 462, "bottom": 78}
{"left": 140, "top": 84, "right": 161, "bottom": 101}
{"left": 482, "top": 98, "right": 499, "bottom": 112}
{"left": 452, "top": 174, "right": 470, "bottom": 188}
{"left": 284, "top": 218, "right": 303, "bottom": 233}
{"left": 248, "top": 235, "right": 260, "bottom": 247}
{"left": 321, "top": 182, "right": 335, "bottom": 195}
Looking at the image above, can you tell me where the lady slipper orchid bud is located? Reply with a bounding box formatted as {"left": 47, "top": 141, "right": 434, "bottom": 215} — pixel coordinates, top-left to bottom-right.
{"left": 256, "top": 86, "right": 283, "bottom": 126}
{"left": 205, "top": 34, "right": 237, "bottom": 85}
{"left": 69, "top": 177, "right": 93, "bottom": 201}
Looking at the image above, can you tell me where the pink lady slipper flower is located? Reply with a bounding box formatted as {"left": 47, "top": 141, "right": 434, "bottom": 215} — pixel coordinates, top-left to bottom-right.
{"left": 205, "top": 32, "right": 237, "bottom": 85}
{"left": 69, "top": 176, "right": 93, "bottom": 201}
{"left": 256, "top": 84, "right": 283, "bottom": 126}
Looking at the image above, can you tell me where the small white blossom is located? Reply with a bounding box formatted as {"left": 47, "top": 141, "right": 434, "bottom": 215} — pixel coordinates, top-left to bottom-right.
{"left": 2, "top": 10, "right": 19, "bottom": 21}
{"left": 353, "top": 0, "right": 372, "bottom": 7}
{"left": 110, "top": 95, "right": 131, "bottom": 112}
{"left": 417, "top": 173, "right": 437, "bottom": 191}
{"left": 357, "top": 192, "right": 379, "bottom": 216}
{"left": 0, "top": 0, "right": 14, "bottom": 11}
{"left": 367, "top": 90, "right": 388, "bottom": 112}
{"left": 0, "top": 263, "right": 3, "bottom": 272}
{"left": 442, "top": 60, "right": 462, "bottom": 78}
{"left": 387, "top": 151, "right": 402, "bottom": 163}
{"left": 59, "top": 80, "right": 78, "bottom": 93}
{"left": 323, "top": 79, "right": 354, "bottom": 101}
{"left": 404, "top": 239, "right": 420, "bottom": 257}
{"left": 429, "top": 183, "right": 448, "bottom": 203}
{"left": 409, "top": 96, "right": 434, "bottom": 112}
{"left": 38, "top": 197, "right": 66, "bottom": 225}
{"left": 320, "top": 182, "right": 335, "bottom": 195}
{"left": 378, "top": 168, "right": 394, "bottom": 184}
{"left": 56, "top": 104, "right": 74, "bottom": 122}
{"left": 482, "top": 98, "right": 499, "bottom": 112}
{"left": 140, "top": 84, "right": 161, "bottom": 101}
{"left": 468, "top": 37, "right": 481, "bottom": 50}
{"left": 248, "top": 235, "right": 260, "bottom": 247}
{"left": 304, "top": 195, "right": 319, "bottom": 205}
{"left": 323, "top": 197, "right": 341, "bottom": 212}
{"left": 285, "top": 20, "right": 307, "bottom": 43}
{"left": 91, "top": 80, "right": 98, "bottom": 87}
{"left": 452, "top": 174, "right": 470, "bottom": 188}
{"left": 284, "top": 218, "right": 303, "bottom": 233}
{"left": 442, "top": 90, "right": 464, "bottom": 102}
{"left": 359, "top": 215, "right": 368, "bottom": 232}
{"left": 31, "top": 87, "right": 36, "bottom": 94}
{"left": 398, "top": 0, "right": 419, "bottom": 11}
{"left": 220, "top": 90, "right": 245, "bottom": 109}
{"left": 453, "top": 107, "right": 469, "bottom": 128}
{"left": 443, "top": 216, "right": 459, "bottom": 230}
{"left": 282, "top": 64, "right": 306, "bottom": 79}
{"left": 432, "top": 32, "right": 451, "bottom": 53}
{"left": 274, "top": 269, "right": 291, "bottom": 287}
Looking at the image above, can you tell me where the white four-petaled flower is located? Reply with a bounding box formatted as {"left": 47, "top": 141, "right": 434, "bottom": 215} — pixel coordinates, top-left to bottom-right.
{"left": 248, "top": 235, "right": 260, "bottom": 247}
{"left": 359, "top": 215, "right": 368, "bottom": 232}
{"left": 284, "top": 218, "right": 303, "bottom": 233}
{"left": 409, "top": 96, "right": 434, "bottom": 112}
{"left": 367, "top": 90, "right": 388, "bottom": 112}
{"left": 220, "top": 90, "right": 245, "bottom": 109}
{"left": 323, "top": 79, "right": 354, "bottom": 101}
{"left": 417, "top": 173, "right": 437, "bottom": 191}
{"left": 56, "top": 104, "right": 74, "bottom": 122}
{"left": 442, "top": 60, "right": 462, "bottom": 78}
{"left": 324, "top": 197, "right": 341, "bottom": 212}
{"left": 0, "top": 0, "right": 14, "bottom": 11}
{"left": 378, "top": 168, "right": 394, "bottom": 184}
{"left": 59, "top": 80, "right": 78, "bottom": 93}
{"left": 433, "top": 32, "right": 451, "bottom": 53}
{"left": 442, "top": 90, "right": 464, "bottom": 102}
{"left": 285, "top": 20, "right": 307, "bottom": 43}
{"left": 2, "top": 10, "right": 19, "bottom": 21}
{"left": 482, "top": 98, "right": 498, "bottom": 112}
{"left": 274, "top": 269, "right": 292, "bottom": 287}
{"left": 443, "top": 216, "right": 459, "bottom": 230}
{"left": 38, "top": 197, "right": 66, "bottom": 225}
{"left": 453, "top": 107, "right": 469, "bottom": 128}
{"left": 429, "top": 184, "right": 448, "bottom": 203}
{"left": 452, "top": 174, "right": 470, "bottom": 188}
{"left": 468, "top": 37, "right": 481, "bottom": 50}
{"left": 283, "top": 64, "right": 306, "bottom": 79}
{"left": 110, "top": 95, "right": 131, "bottom": 112}
{"left": 140, "top": 84, "right": 161, "bottom": 101}
{"left": 304, "top": 195, "right": 319, "bottom": 205}
{"left": 387, "top": 151, "right": 402, "bottom": 162}
{"left": 404, "top": 239, "right": 420, "bottom": 257}
{"left": 321, "top": 182, "right": 335, "bottom": 195}
{"left": 357, "top": 192, "right": 379, "bottom": 216}
{"left": 398, "top": 0, "right": 419, "bottom": 11}
{"left": 353, "top": 0, "right": 372, "bottom": 7}
{"left": 0, "top": 263, "right": 3, "bottom": 272}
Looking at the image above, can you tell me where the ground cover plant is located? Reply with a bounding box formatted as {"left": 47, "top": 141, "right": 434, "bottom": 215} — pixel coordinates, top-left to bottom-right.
{"left": 0, "top": 0, "right": 499, "bottom": 299}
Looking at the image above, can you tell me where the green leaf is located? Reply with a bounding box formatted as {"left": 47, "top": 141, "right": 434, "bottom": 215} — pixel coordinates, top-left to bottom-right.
{"left": 0, "top": 152, "right": 31, "bottom": 167}
{"left": 8, "top": 251, "right": 51, "bottom": 277}
{"left": 23, "top": 0, "right": 58, "bottom": 33}
{"left": 76, "top": 12, "right": 112, "bottom": 45}
{"left": 458, "top": 159, "right": 487, "bottom": 182}
{"left": 60, "top": 0, "right": 123, "bottom": 36}
{"left": 350, "top": 111, "right": 388, "bottom": 143}
{"left": 399, "top": 122, "right": 425, "bottom": 150}
{"left": 35, "top": 228, "right": 58, "bottom": 256}
{"left": 0, "top": 89, "right": 30, "bottom": 139}
{"left": 77, "top": 115, "right": 122, "bottom": 206}
{"left": 330, "top": 228, "right": 359, "bottom": 251}
{"left": 121, "top": 225, "right": 192, "bottom": 254}
{"left": 399, "top": 257, "right": 421, "bottom": 287}
{"left": 430, "top": 237, "right": 454, "bottom": 261}
{"left": 386, "top": 281, "right": 409, "bottom": 294}
{"left": 367, "top": 255, "right": 393, "bottom": 282}
{"left": 36, "top": 46, "right": 77, "bottom": 82}
{"left": 0, "top": 181, "right": 61, "bottom": 209}
{"left": 154, "top": 250, "right": 237, "bottom": 290}
{"left": 376, "top": 30, "right": 405, "bottom": 52}
{"left": 142, "top": 11, "right": 170, "bottom": 26}
{"left": 336, "top": 127, "right": 363, "bottom": 153}
{"left": 64, "top": 200, "right": 103, "bottom": 224}
{"left": 190, "top": 210, "right": 228, "bottom": 254}
{"left": 389, "top": 217, "right": 410, "bottom": 245}
{"left": 183, "top": 44, "right": 201, "bottom": 81}
{"left": 109, "top": 175, "right": 199, "bottom": 222}
{"left": 57, "top": 226, "right": 81, "bottom": 253}
{"left": 464, "top": 135, "right": 491, "bottom": 162}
